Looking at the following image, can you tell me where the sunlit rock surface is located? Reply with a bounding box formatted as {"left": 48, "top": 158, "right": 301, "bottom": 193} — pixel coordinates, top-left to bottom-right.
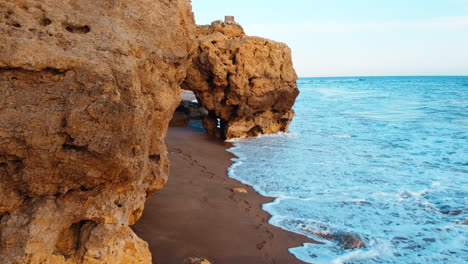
{"left": 0, "top": 0, "right": 195, "bottom": 263}
{"left": 183, "top": 19, "right": 299, "bottom": 139}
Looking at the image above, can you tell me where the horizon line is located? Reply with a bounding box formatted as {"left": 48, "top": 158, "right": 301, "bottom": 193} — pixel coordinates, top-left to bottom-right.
{"left": 299, "top": 75, "right": 468, "bottom": 78}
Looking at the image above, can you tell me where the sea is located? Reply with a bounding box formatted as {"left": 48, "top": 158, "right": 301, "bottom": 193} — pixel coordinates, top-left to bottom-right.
{"left": 226, "top": 76, "right": 468, "bottom": 264}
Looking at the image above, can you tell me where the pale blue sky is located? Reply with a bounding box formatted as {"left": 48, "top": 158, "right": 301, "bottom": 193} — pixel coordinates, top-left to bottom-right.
{"left": 192, "top": 0, "right": 468, "bottom": 77}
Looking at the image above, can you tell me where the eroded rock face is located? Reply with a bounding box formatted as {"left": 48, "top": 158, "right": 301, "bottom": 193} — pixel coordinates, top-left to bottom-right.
{"left": 0, "top": 0, "right": 195, "bottom": 263}
{"left": 183, "top": 20, "right": 299, "bottom": 139}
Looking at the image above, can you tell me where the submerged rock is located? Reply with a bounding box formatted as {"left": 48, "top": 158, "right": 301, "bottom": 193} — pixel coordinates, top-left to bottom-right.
{"left": 440, "top": 209, "right": 463, "bottom": 216}
{"left": 183, "top": 19, "right": 299, "bottom": 139}
{"left": 303, "top": 229, "right": 366, "bottom": 250}
{"left": 0, "top": 0, "right": 195, "bottom": 263}
{"left": 334, "top": 233, "right": 366, "bottom": 250}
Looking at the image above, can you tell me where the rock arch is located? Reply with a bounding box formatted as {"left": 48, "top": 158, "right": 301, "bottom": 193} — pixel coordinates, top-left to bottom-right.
{"left": 182, "top": 20, "right": 299, "bottom": 139}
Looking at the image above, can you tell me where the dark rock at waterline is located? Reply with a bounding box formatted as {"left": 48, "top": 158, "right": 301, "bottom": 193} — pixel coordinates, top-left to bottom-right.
{"left": 334, "top": 233, "right": 366, "bottom": 250}
{"left": 303, "top": 229, "right": 365, "bottom": 250}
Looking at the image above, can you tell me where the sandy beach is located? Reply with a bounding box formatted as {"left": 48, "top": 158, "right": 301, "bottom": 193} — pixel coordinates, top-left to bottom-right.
{"left": 132, "top": 125, "right": 313, "bottom": 264}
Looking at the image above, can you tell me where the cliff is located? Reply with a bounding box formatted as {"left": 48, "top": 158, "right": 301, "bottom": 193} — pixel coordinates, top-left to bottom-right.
{"left": 0, "top": 0, "right": 195, "bottom": 263}
{"left": 183, "top": 19, "right": 299, "bottom": 139}
{"left": 0, "top": 2, "right": 299, "bottom": 263}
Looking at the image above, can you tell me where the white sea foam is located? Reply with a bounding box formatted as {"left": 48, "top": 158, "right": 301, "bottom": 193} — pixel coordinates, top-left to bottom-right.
{"left": 310, "top": 162, "right": 329, "bottom": 166}
{"left": 226, "top": 77, "right": 468, "bottom": 264}
{"left": 329, "top": 249, "right": 381, "bottom": 264}
{"left": 332, "top": 134, "right": 353, "bottom": 138}
{"left": 225, "top": 130, "right": 296, "bottom": 142}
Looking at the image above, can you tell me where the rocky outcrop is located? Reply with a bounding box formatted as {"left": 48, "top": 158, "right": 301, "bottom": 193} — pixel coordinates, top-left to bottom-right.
{"left": 176, "top": 100, "right": 208, "bottom": 120}
{"left": 0, "top": 2, "right": 300, "bottom": 263}
{"left": 169, "top": 100, "right": 208, "bottom": 127}
{"left": 183, "top": 18, "right": 299, "bottom": 139}
{"left": 0, "top": 0, "right": 195, "bottom": 263}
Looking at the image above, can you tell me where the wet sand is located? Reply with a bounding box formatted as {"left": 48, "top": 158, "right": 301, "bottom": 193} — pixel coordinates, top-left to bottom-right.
{"left": 132, "top": 125, "right": 313, "bottom": 264}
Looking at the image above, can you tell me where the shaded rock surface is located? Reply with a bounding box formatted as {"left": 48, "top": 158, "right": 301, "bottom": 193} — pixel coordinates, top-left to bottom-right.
{"left": 183, "top": 20, "right": 299, "bottom": 139}
{"left": 169, "top": 99, "right": 207, "bottom": 127}
{"left": 169, "top": 111, "right": 190, "bottom": 127}
{"left": 0, "top": 0, "right": 195, "bottom": 263}
{"left": 177, "top": 100, "right": 208, "bottom": 120}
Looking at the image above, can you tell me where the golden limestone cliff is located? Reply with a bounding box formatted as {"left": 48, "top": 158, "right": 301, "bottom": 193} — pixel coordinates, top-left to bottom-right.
{"left": 0, "top": 2, "right": 298, "bottom": 263}
{"left": 183, "top": 18, "right": 299, "bottom": 139}
{"left": 0, "top": 0, "right": 195, "bottom": 263}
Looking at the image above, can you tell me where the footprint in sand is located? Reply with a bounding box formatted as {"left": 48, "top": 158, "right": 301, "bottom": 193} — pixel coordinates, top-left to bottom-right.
{"left": 256, "top": 240, "right": 266, "bottom": 250}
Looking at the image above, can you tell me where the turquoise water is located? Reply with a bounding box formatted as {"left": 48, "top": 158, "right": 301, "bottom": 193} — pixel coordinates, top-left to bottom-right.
{"left": 227, "top": 77, "right": 468, "bottom": 264}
